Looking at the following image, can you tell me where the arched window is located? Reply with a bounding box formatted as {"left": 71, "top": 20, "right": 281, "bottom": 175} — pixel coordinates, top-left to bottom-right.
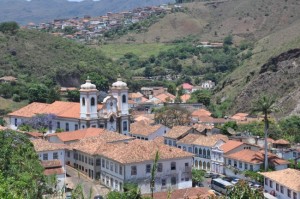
{"left": 207, "top": 150, "right": 210, "bottom": 158}
{"left": 91, "top": 97, "right": 95, "bottom": 106}
{"left": 194, "top": 160, "right": 198, "bottom": 168}
{"left": 203, "top": 149, "right": 207, "bottom": 157}
{"left": 122, "top": 95, "right": 126, "bottom": 103}
{"left": 199, "top": 161, "right": 202, "bottom": 169}
{"left": 199, "top": 148, "right": 202, "bottom": 155}
{"left": 203, "top": 162, "right": 206, "bottom": 170}
{"left": 194, "top": 148, "right": 198, "bottom": 155}
{"left": 82, "top": 97, "right": 85, "bottom": 106}
{"left": 207, "top": 162, "right": 211, "bottom": 170}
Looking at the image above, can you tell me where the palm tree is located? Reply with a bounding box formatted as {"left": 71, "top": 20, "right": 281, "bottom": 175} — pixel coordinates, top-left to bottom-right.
{"left": 150, "top": 151, "right": 160, "bottom": 199}
{"left": 252, "top": 95, "right": 277, "bottom": 171}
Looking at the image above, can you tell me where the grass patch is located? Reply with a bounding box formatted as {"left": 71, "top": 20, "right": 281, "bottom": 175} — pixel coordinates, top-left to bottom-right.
{"left": 98, "top": 43, "right": 176, "bottom": 60}
{"left": 0, "top": 97, "right": 28, "bottom": 113}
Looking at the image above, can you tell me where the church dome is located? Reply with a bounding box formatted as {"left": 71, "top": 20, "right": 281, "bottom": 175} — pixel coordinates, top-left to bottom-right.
{"left": 80, "top": 78, "right": 97, "bottom": 90}
{"left": 112, "top": 76, "right": 127, "bottom": 88}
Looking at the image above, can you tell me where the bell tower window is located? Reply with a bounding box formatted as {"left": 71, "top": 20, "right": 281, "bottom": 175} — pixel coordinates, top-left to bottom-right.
{"left": 122, "top": 95, "right": 126, "bottom": 103}
{"left": 91, "top": 97, "right": 95, "bottom": 106}
{"left": 82, "top": 97, "right": 85, "bottom": 106}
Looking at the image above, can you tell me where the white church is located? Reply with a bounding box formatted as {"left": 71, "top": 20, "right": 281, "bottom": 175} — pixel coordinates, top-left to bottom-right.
{"left": 8, "top": 77, "right": 131, "bottom": 135}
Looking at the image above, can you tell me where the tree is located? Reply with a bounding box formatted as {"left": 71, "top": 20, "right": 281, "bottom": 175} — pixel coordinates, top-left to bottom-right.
{"left": 221, "top": 121, "right": 238, "bottom": 135}
{"left": 28, "top": 84, "right": 49, "bottom": 103}
{"left": 20, "top": 114, "right": 57, "bottom": 134}
{"left": 0, "top": 130, "right": 46, "bottom": 198}
{"left": 154, "top": 106, "right": 191, "bottom": 128}
{"left": 227, "top": 180, "right": 264, "bottom": 198}
{"left": 86, "top": 72, "right": 109, "bottom": 91}
{"left": 67, "top": 90, "right": 80, "bottom": 102}
{"left": 188, "top": 90, "right": 211, "bottom": 106}
{"left": 192, "top": 169, "right": 205, "bottom": 185}
{"left": 223, "top": 34, "right": 233, "bottom": 45}
{"left": 252, "top": 95, "right": 277, "bottom": 171}
{"left": 0, "top": 21, "right": 19, "bottom": 34}
{"left": 279, "top": 115, "right": 300, "bottom": 143}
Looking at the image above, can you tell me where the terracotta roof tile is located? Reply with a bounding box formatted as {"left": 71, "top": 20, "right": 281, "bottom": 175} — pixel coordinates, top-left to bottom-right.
{"left": 191, "top": 134, "right": 228, "bottom": 147}
{"left": 181, "top": 94, "right": 191, "bottom": 102}
{"left": 8, "top": 101, "right": 103, "bottom": 119}
{"left": 273, "top": 139, "right": 290, "bottom": 145}
{"left": 41, "top": 160, "right": 62, "bottom": 168}
{"left": 191, "top": 109, "right": 212, "bottom": 117}
{"left": 164, "top": 126, "right": 192, "bottom": 139}
{"left": 260, "top": 169, "right": 300, "bottom": 192}
{"left": 31, "top": 139, "right": 69, "bottom": 152}
{"left": 182, "top": 83, "right": 193, "bottom": 90}
{"left": 129, "top": 92, "right": 144, "bottom": 99}
{"left": 231, "top": 113, "right": 249, "bottom": 121}
{"left": 130, "top": 120, "right": 163, "bottom": 137}
{"left": 225, "top": 150, "right": 289, "bottom": 165}
{"left": 50, "top": 128, "right": 106, "bottom": 142}
{"left": 177, "top": 134, "right": 202, "bottom": 145}
{"left": 100, "top": 139, "right": 194, "bottom": 164}
{"left": 44, "top": 168, "right": 64, "bottom": 176}
{"left": 154, "top": 92, "right": 176, "bottom": 103}
{"left": 220, "top": 140, "right": 244, "bottom": 153}
{"left": 147, "top": 187, "right": 213, "bottom": 199}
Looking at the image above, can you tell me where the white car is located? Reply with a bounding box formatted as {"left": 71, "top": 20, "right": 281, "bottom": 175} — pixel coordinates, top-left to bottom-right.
{"left": 231, "top": 178, "right": 240, "bottom": 184}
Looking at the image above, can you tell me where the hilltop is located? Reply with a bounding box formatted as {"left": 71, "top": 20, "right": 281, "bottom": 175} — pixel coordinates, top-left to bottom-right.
{"left": 0, "top": 0, "right": 174, "bottom": 24}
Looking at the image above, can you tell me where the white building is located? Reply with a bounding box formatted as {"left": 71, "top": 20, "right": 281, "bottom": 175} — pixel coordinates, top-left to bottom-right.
{"left": 224, "top": 149, "right": 289, "bottom": 179}
{"left": 66, "top": 136, "right": 194, "bottom": 194}
{"left": 164, "top": 126, "right": 197, "bottom": 148}
{"left": 129, "top": 120, "right": 170, "bottom": 140}
{"left": 8, "top": 77, "right": 131, "bottom": 135}
{"left": 31, "top": 139, "right": 67, "bottom": 191}
{"left": 211, "top": 140, "right": 261, "bottom": 174}
{"left": 261, "top": 168, "right": 300, "bottom": 199}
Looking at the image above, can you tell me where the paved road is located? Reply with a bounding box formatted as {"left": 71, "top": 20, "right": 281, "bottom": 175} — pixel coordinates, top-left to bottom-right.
{"left": 66, "top": 166, "right": 110, "bottom": 198}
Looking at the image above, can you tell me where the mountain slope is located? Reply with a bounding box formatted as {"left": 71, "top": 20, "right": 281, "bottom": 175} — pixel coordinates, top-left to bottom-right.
{"left": 0, "top": 0, "right": 174, "bottom": 24}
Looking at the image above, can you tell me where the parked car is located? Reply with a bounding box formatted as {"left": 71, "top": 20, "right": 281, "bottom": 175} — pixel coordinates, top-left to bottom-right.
{"left": 204, "top": 172, "right": 213, "bottom": 178}
{"left": 231, "top": 178, "right": 240, "bottom": 184}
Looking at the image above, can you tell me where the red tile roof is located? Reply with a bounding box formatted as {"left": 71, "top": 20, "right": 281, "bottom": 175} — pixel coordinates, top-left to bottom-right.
{"left": 180, "top": 94, "right": 191, "bottom": 102}
{"left": 148, "top": 187, "right": 214, "bottom": 199}
{"left": 31, "top": 139, "right": 69, "bottom": 152}
{"left": 49, "top": 128, "right": 107, "bottom": 142}
{"left": 164, "top": 126, "right": 192, "bottom": 139}
{"left": 44, "top": 168, "right": 64, "bottom": 176}
{"left": 220, "top": 140, "right": 244, "bottom": 153}
{"left": 41, "top": 160, "right": 62, "bottom": 168}
{"left": 191, "top": 109, "right": 212, "bottom": 117}
{"left": 225, "top": 149, "right": 289, "bottom": 165}
{"left": 182, "top": 83, "right": 193, "bottom": 90}
{"left": 130, "top": 120, "right": 163, "bottom": 136}
{"left": 273, "top": 139, "right": 290, "bottom": 145}
{"left": 8, "top": 101, "right": 103, "bottom": 119}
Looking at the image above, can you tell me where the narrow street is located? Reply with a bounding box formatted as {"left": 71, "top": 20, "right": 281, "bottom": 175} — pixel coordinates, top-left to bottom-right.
{"left": 66, "top": 165, "right": 110, "bottom": 198}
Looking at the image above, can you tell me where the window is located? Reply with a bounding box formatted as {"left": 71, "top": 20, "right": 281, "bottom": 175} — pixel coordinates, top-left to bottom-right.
{"left": 293, "top": 152, "right": 297, "bottom": 157}
{"left": 75, "top": 124, "right": 78, "bottom": 130}
{"left": 228, "top": 159, "right": 232, "bottom": 165}
{"left": 158, "top": 163, "right": 163, "bottom": 172}
{"left": 270, "top": 180, "right": 273, "bottom": 188}
{"left": 91, "top": 97, "right": 95, "bottom": 106}
{"left": 207, "top": 150, "right": 210, "bottom": 158}
{"left": 82, "top": 97, "right": 85, "bottom": 106}
{"left": 43, "top": 153, "right": 48, "bottom": 160}
{"left": 171, "top": 177, "right": 176, "bottom": 185}
{"left": 123, "top": 121, "right": 128, "bottom": 131}
{"left": 110, "top": 162, "right": 113, "bottom": 171}
{"left": 14, "top": 118, "right": 18, "bottom": 126}
{"left": 146, "top": 164, "right": 151, "bottom": 173}
{"left": 265, "top": 178, "right": 268, "bottom": 185}
{"left": 188, "top": 147, "right": 192, "bottom": 153}
{"left": 53, "top": 152, "right": 58, "bottom": 159}
{"left": 280, "top": 185, "right": 284, "bottom": 194}
{"left": 74, "top": 152, "right": 78, "bottom": 160}
{"left": 276, "top": 183, "right": 279, "bottom": 191}
{"left": 122, "top": 95, "right": 126, "bottom": 103}
{"left": 102, "top": 159, "right": 105, "bottom": 168}
{"left": 115, "top": 163, "right": 118, "bottom": 173}
{"left": 171, "top": 162, "right": 176, "bottom": 170}
{"left": 183, "top": 146, "right": 186, "bottom": 151}
{"left": 288, "top": 189, "right": 291, "bottom": 197}
{"left": 168, "top": 140, "right": 172, "bottom": 146}
{"left": 185, "top": 163, "right": 189, "bottom": 167}
{"left": 239, "top": 161, "right": 242, "bottom": 168}
{"left": 85, "top": 157, "right": 87, "bottom": 163}
{"left": 57, "top": 121, "right": 60, "bottom": 129}
{"left": 119, "top": 166, "right": 122, "bottom": 175}
{"left": 96, "top": 159, "right": 101, "bottom": 166}
{"left": 67, "top": 151, "right": 70, "bottom": 158}
{"left": 65, "top": 123, "right": 69, "bottom": 131}
{"left": 131, "top": 166, "right": 137, "bottom": 175}
{"left": 245, "top": 163, "right": 248, "bottom": 170}
{"left": 293, "top": 192, "right": 297, "bottom": 199}
{"left": 106, "top": 161, "right": 109, "bottom": 169}
{"left": 172, "top": 141, "right": 176, "bottom": 146}
{"left": 250, "top": 165, "right": 253, "bottom": 171}
{"left": 234, "top": 160, "right": 237, "bottom": 167}
{"left": 195, "top": 148, "right": 198, "bottom": 155}
{"left": 185, "top": 177, "right": 189, "bottom": 181}
{"left": 164, "top": 139, "right": 167, "bottom": 144}
{"left": 161, "top": 179, "right": 166, "bottom": 186}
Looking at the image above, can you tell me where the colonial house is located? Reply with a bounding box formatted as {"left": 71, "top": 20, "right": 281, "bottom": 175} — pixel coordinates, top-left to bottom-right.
{"left": 146, "top": 92, "right": 176, "bottom": 104}
{"left": 66, "top": 136, "right": 194, "bottom": 194}
{"left": 164, "top": 126, "right": 199, "bottom": 147}
{"left": 269, "top": 139, "right": 300, "bottom": 161}
{"left": 46, "top": 128, "right": 110, "bottom": 144}
{"left": 31, "top": 139, "right": 68, "bottom": 191}
{"left": 211, "top": 140, "right": 261, "bottom": 174}
{"left": 8, "top": 77, "right": 131, "bottom": 135}
{"left": 129, "top": 120, "right": 170, "bottom": 140}
{"left": 176, "top": 134, "right": 228, "bottom": 172}
{"left": 200, "top": 80, "right": 215, "bottom": 90}
{"left": 261, "top": 168, "right": 300, "bottom": 199}
{"left": 224, "top": 150, "right": 289, "bottom": 178}
{"left": 181, "top": 83, "right": 193, "bottom": 94}
{"left": 191, "top": 109, "right": 212, "bottom": 123}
